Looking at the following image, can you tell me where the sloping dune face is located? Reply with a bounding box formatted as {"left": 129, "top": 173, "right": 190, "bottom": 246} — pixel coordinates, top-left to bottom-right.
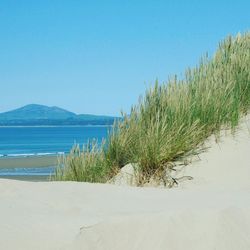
{"left": 71, "top": 208, "right": 250, "bottom": 250}
{"left": 64, "top": 116, "right": 250, "bottom": 250}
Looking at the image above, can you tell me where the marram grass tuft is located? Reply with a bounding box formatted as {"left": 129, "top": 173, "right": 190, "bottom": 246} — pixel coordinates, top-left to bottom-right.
{"left": 53, "top": 32, "right": 250, "bottom": 186}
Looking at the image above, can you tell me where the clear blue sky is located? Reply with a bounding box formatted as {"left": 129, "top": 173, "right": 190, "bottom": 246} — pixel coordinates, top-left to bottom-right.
{"left": 0, "top": 1, "right": 249, "bottom": 116}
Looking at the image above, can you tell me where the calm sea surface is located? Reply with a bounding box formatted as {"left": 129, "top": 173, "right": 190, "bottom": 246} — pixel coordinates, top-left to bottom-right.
{"left": 0, "top": 126, "right": 110, "bottom": 178}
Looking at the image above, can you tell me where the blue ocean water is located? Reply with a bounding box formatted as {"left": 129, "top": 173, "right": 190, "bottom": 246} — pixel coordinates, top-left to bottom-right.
{"left": 0, "top": 126, "right": 110, "bottom": 177}
{"left": 0, "top": 126, "right": 110, "bottom": 156}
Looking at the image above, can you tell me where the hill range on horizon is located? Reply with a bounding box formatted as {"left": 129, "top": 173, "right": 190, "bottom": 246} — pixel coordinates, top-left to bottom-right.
{"left": 0, "top": 104, "right": 117, "bottom": 126}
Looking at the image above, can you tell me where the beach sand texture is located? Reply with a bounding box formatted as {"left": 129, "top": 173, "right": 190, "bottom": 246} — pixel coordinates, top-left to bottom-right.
{"left": 0, "top": 115, "right": 249, "bottom": 250}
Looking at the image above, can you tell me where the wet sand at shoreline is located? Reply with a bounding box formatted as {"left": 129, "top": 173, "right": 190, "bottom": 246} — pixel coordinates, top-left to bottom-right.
{"left": 0, "top": 155, "right": 58, "bottom": 181}
{"left": 0, "top": 155, "right": 58, "bottom": 169}
{"left": 0, "top": 175, "right": 50, "bottom": 181}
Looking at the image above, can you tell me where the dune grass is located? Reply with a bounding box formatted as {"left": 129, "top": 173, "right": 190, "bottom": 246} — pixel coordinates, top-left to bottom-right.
{"left": 53, "top": 32, "right": 250, "bottom": 186}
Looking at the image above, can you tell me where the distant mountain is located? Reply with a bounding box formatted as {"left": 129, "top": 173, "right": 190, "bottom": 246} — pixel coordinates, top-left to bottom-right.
{"left": 0, "top": 104, "right": 116, "bottom": 126}
{"left": 0, "top": 104, "right": 76, "bottom": 120}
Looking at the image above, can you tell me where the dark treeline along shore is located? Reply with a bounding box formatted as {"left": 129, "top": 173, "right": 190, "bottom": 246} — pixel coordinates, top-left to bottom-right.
{"left": 54, "top": 32, "right": 250, "bottom": 186}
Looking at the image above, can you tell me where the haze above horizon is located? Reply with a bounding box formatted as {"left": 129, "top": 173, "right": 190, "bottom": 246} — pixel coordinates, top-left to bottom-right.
{"left": 0, "top": 1, "right": 249, "bottom": 116}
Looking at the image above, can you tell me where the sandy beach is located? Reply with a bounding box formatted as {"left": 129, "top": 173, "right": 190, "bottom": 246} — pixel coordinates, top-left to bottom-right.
{"left": 0, "top": 155, "right": 58, "bottom": 181}
{"left": 0, "top": 115, "right": 249, "bottom": 250}
{"left": 0, "top": 155, "right": 58, "bottom": 169}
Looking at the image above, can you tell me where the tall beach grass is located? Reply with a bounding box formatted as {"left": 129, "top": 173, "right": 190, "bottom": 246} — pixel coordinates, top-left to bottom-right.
{"left": 53, "top": 32, "right": 250, "bottom": 186}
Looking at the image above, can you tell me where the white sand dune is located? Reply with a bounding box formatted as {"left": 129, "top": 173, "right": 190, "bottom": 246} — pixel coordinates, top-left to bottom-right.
{"left": 0, "top": 115, "right": 249, "bottom": 250}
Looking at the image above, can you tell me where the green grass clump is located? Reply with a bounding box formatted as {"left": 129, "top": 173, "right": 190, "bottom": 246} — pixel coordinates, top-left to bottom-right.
{"left": 53, "top": 140, "right": 118, "bottom": 182}
{"left": 53, "top": 32, "right": 250, "bottom": 186}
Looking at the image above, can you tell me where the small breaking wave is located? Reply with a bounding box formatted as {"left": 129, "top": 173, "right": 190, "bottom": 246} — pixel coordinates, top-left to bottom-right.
{"left": 0, "top": 152, "right": 65, "bottom": 158}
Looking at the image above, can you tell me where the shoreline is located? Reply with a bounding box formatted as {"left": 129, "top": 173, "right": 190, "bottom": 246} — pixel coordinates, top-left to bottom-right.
{"left": 0, "top": 155, "right": 58, "bottom": 181}
{"left": 0, "top": 155, "right": 58, "bottom": 169}
{"left": 0, "top": 175, "right": 50, "bottom": 182}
